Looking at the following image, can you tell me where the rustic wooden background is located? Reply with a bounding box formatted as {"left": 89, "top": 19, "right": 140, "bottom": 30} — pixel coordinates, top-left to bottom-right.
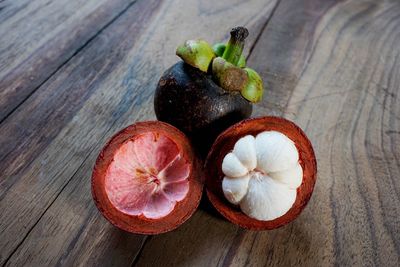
{"left": 1, "top": 0, "right": 399, "bottom": 266}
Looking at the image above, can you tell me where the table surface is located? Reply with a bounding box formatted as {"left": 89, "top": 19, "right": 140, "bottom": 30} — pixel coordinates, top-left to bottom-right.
{"left": 1, "top": 0, "right": 399, "bottom": 266}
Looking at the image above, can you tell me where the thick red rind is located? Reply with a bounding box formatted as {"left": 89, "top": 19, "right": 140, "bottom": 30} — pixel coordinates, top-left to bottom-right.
{"left": 205, "top": 116, "right": 317, "bottom": 230}
{"left": 92, "top": 121, "right": 203, "bottom": 234}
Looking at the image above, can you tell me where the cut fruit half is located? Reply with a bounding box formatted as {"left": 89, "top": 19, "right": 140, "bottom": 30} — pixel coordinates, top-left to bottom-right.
{"left": 205, "top": 116, "right": 317, "bottom": 230}
{"left": 92, "top": 121, "right": 203, "bottom": 234}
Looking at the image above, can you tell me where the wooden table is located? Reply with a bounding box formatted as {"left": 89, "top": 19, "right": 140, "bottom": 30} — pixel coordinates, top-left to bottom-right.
{"left": 1, "top": 0, "right": 399, "bottom": 266}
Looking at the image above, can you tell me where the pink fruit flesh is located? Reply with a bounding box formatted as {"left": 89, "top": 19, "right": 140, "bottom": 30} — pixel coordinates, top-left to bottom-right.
{"left": 104, "top": 132, "right": 190, "bottom": 219}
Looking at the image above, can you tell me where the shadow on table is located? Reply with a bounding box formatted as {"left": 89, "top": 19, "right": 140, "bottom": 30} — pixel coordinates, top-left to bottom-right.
{"left": 132, "top": 193, "right": 315, "bottom": 267}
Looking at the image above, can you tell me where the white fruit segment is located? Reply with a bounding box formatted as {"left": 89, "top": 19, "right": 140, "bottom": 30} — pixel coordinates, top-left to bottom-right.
{"left": 104, "top": 132, "right": 190, "bottom": 220}
{"left": 222, "top": 175, "right": 250, "bottom": 204}
{"left": 269, "top": 163, "right": 303, "bottom": 189}
{"left": 255, "top": 131, "right": 299, "bottom": 173}
{"left": 221, "top": 131, "right": 302, "bottom": 221}
{"left": 222, "top": 153, "right": 248, "bottom": 178}
{"left": 240, "top": 173, "right": 297, "bottom": 221}
{"left": 232, "top": 135, "right": 257, "bottom": 170}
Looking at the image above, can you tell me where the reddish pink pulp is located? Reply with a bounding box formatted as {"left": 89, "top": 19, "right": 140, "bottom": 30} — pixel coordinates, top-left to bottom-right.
{"left": 104, "top": 132, "right": 190, "bottom": 219}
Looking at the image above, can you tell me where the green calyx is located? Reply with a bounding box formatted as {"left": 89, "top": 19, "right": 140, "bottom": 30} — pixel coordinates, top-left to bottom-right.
{"left": 212, "top": 57, "right": 263, "bottom": 103}
{"left": 212, "top": 43, "right": 226, "bottom": 57}
{"left": 175, "top": 27, "right": 264, "bottom": 103}
{"left": 212, "top": 57, "right": 248, "bottom": 92}
{"left": 241, "top": 67, "right": 263, "bottom": 103}
{"left": 176, "top": 39, "right": 215, "bottom": 72}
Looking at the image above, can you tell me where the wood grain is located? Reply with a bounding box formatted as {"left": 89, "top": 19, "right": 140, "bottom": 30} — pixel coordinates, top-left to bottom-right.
{"left": 134, "top": 0, "right": 400, "bottom": 266}
{"left": 0, "top": 0, "right": 278, "bottom": 265}
{"left": 0, "top": 0, "right": 158, "bottom": 264}
{"left": 0, "top": 0, "right": 136, "bottom": 122}
{"left": 1, "top": 0, "right": 399, "bottom": 266}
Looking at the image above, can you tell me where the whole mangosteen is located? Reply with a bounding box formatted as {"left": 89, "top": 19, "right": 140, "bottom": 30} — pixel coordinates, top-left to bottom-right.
{"left": 154, "top": 27, "right": 264, "bottom": 155}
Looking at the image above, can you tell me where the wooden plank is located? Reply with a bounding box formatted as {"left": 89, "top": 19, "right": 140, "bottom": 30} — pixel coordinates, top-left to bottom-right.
{"left": 0, "top": 0, "right": 159, "bottom": 264}
{"left": 0, "top": 0, "right": 136, "bottom": 122}
{"left": 134, "top": 0, "right": 400, "bottom": 266}
{"left": 0, "top": 0, "right": 278, "bottom": 265}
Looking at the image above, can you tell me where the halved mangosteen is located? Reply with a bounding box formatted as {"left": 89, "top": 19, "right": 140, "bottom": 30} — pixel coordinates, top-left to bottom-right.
{"left": 92, "top": 121, "right": 203, "bottom": 234}
{"left": 205, "top": 116, "right": 317, "bottom": 230}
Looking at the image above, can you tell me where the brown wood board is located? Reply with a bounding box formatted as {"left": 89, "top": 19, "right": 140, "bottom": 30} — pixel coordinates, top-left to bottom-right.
{"left": 0, "top": 0, "right": 399, "bottom": 266}
{"left": 135, "top": 0, "right": 400, "bottom": 266}
{"left": 0, "top": 0, "right": 137, "bottom": 122}
{"left": 0, "top": 0, "right": 278, "bottom": 265}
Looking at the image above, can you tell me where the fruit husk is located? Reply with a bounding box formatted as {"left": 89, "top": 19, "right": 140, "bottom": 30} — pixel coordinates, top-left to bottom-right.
{"left": 205, "top": 116, "right": 317, "bottom": 230}
{"left": 154, "top": 61, "right": 252, "bottom": 156}
{"left": 91, "top": 121, "right": 203, "bottom": 234}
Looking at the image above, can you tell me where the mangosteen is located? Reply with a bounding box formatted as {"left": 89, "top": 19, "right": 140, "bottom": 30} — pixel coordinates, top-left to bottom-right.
{"left": 91, "top": 121, "right": 203, "bottom": 234}
{"left": 205, "top": 116, "right": 317, "bottom": 230}
{"left": 154, "top": 27, "right": 264, "bottom": 155}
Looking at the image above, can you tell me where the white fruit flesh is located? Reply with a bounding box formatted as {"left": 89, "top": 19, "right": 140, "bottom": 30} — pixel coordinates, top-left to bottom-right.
{"left": 222, "top": 153, "right": 248, "bottom": 178}
{"left": 104, "top": 132, "right": 190, "bottom": 219}
{"left": 222, "top": 175, "right": 250, "bottom": 204}
{"left": 240, "top": 172, "right": 297, "bottom": 221}
{"left": 255, "top": 131, "right": 299, "bottom": 173}
{"left": 268, "top": 163, "right": 303, "bottom": 189}
{"left": 232, "top": 135, "right": 257, "bottom": 170}
{"left": 221, "top": 132, "right": 302, "bottom": 221}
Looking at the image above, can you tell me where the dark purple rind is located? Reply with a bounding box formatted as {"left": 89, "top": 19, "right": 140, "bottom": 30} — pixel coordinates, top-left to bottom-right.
{"left": 154, "top": 61, "right": 252, "bottom": 156}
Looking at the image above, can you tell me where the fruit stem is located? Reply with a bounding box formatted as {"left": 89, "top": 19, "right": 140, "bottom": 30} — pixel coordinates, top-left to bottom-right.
{"left": 222, "top": 27, "right": 249, "bottom": 66}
